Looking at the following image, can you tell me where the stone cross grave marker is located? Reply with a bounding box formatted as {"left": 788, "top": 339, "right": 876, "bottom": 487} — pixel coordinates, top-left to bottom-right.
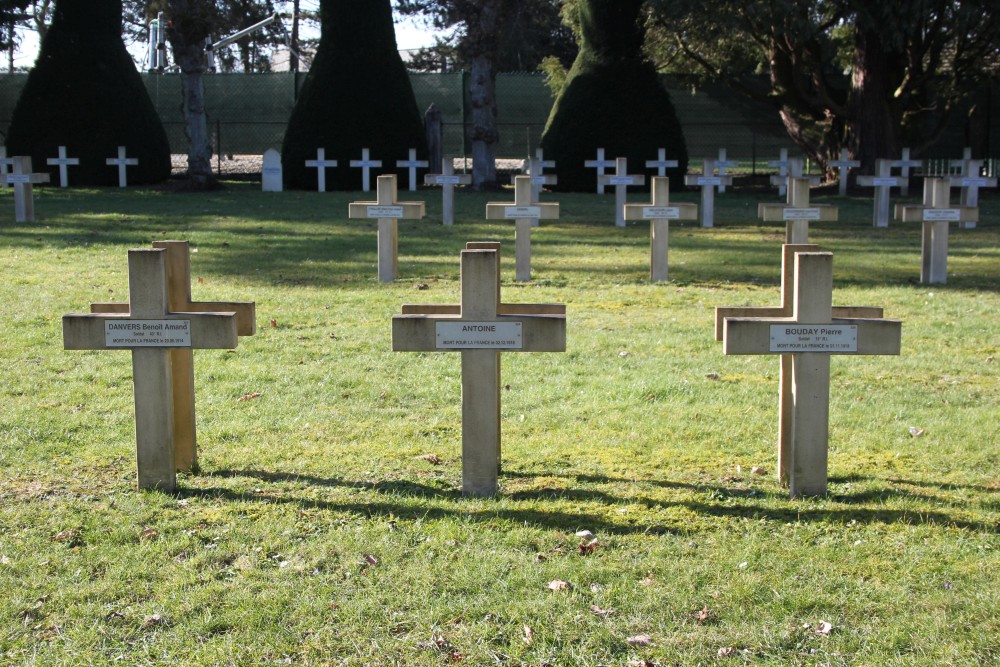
{"left": 623, "top": 176, "right": 697, "bottom": 282}
{"left": 89, "top": 240, "right": 256, "bottom": 472}
{"left": 261, "top": 148, "right": 283, "bottom": 192}
{"left": 828, "top": 148, "right": 860, "bottom": 197}
{"left": 511, "top": 156, "right": 557, "bottom": 226}
{"left": 350, "top": 148, "right": 382, "bottom": 192}
{"left": 425, "top": 158, "right": 471, "bottom": 226}
{"left": 392, "top": 242, "right": 566, "bottom": 496}
{"left": 348, "top": 174, "right": 425, "bottom": 282}
{"left": 63, "top": 248, "right": 243, "bottom": 491}
{"left": 950, "top": 157, "right": 996, "bottom": 230}
{"left": 106, "top": 146, "right": 138, "bottom": 188}
{"left": 584, "top": 147, "right": 615, "bottom": 194}
{"left": 645, "top": 148, "right": 678, "bottom": 177}
{"left": 598, "top": 158, "right": 645, "bottom": 228}
{"left": 895, "top": 177, "right": 977, "bottom": 284}
{"left": 758, "top": 176, "right": 838, "bottom": 244}
{"left": 684, "top": 159, "right": 733, "bottom": 228}
{"left": 487, "top": 175, "right": 560, "bottom": 282}
{"left": 892, "top": 147, "right": 921, "bottom": 197}
{"left": 0, "top": 146, "right": 11, "bottom": 190}
{"left": 715, "top": 148, "right": 736, "bottom": 193}
{"left": 304, "top": 148, "right": 337, "bottom": 192}
{"left": 396, "top": 148, "right": 429, "bottom": 192}
{"left": 46, "top": 146, "right": 80, "bottom": 188}
{"left": 716, "top": 245, "right": 901, "bottom": 497}
{"left": 768, "top": 157, "right": 820, "bottom": 193}
{"left": 856, "top": 159, "right": 905, "bottom": 228}
{"left": 3, "top": 156, "right": 50, "bottom": 222}
{"left": 769, "top": 148, "right": 790, "bottom": 197}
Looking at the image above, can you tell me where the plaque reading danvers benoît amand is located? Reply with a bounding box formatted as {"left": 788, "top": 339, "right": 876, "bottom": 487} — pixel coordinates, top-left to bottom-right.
{"left": 105, "top": 319, "right": 192, "bottom": 347}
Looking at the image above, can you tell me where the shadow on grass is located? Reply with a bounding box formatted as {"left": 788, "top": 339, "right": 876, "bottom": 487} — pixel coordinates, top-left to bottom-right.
{"left": 193, "top": 467, "right": 997, "bottom": 536}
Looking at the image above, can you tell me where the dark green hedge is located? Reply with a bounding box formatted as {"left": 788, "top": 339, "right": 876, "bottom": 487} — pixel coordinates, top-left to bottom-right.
{"left": 540, "top": 0, "right": 687, "bottom": 192}
{"left": 282, "top": 0, "right": 427, "bottom": 190}
{"left": 7, "top": 0, "right": 171, "bottom": 187}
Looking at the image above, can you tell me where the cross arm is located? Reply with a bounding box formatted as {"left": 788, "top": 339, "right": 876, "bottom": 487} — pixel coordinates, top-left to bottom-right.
{"left": 895, "top": 205, "right": 978, "bottom": 223}
{"left": 598, "top": 174, "right": 645, "bottom": 187}
{"left": 714, "top": 306, "right": 885, "bottom": 340}
{"left": 392, "top": 314, "right": 565, "bottom": 352}
{"left": 722, "top": 317, "right": 901, "bottom": 355}
{"left": 485, "top": 202, "right": 560, "bottom": 220}
{"left": 90, "top": 301, "right": 256, "bottom": 336}
{"left": 63, "top": 312, "right": 239, "bottom": 350}
{"left": 623, "top": 202, "right": 698, "bottom": 221}
{"left": 425, "top": 173, "right": 472, "bottom": 186}
{"left": 348, "top": 201, "right": 426, "bottom": 219}
{"left": 758, "top": 204, "right": 838, "bottom": 222}
{"left": 401, "top": 303, "right": 566, "bottom": 316}
{"left": 683, "top": 174, "right": 733, "bottom": 186}
{"left": 856, "top": 176, "right": 903, "bottom": 188}
{"left": 769, "top": 175, "right": 820, "bottom": 186}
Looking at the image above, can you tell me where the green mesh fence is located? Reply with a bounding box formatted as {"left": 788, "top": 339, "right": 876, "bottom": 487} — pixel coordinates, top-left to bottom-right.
{"left": 0, "top": 71, "right": 995, "bottom": 175}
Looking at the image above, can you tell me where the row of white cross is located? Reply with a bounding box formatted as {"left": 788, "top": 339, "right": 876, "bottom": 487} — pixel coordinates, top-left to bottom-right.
{"left": 0, "top": 145, "right": 139, "bottom": 189}
{"left": 61, "top": 239, "right": 900, "bottom": 500}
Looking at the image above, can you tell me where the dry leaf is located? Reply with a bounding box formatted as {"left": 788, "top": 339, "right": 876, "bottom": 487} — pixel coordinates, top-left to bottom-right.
{"left": 414, "top": 283, "right": 429, "bottom": 290}
{"left": 692, "top": 605, "right": 713, "bottom": 624}
{"left": 579, "top": 538, "right": 599, "bottom": 555}
{"left": 575, "top": 530, "right": 594, "bottom": 539}
{"left": 141, "top": 614, "right": 163, "bottom": 629}
{"left": 590, "top": 604, "right": 613, "bottom": 617}
{"left": 139, "top": 526, "right": 158, "bottom": 541}
{"left": 626, "top": 633, "right": 654, "bottom": 646}
{"left": 718, "top": 646, "right": 738, "bottom": 657}
{"left": 0, "top": 555, "right": 11, "bottom": 565}
{"left": 416, "top": 454, "right": 442, "bottom": 465}
{"left": 270, "top": 319, "right": 277, "bottom": 328}
{"left": 51, "top": 529, "right": 78, "bottom": 543}
{"left": 908, "top": 426, "right": 925, "bottom": 437}
{"left": 815, "top": 621, "right": 833, "bottom": 636}
{"left": 627, "top": 661, "right": 656, "bottom": 667}
{"left": 547, "top": 580, "right": 569, "bottom": 591}
{"left": 197, "top": 277, "right": 205, "bottom": 284}
{"left": 705, "top": 372, "right": 720, "bottom": 380}
{"left": 751, "top": 466, "right": 767, "bottom": 475}
{"left": 639, "top": 574, "right": 655, "bottom": 586}
{"left": 237, "top": 392, "right": 263, "bottom": 402}
{"left": 363, "top": 554, "right": 379, "bottom": 566}
{"left": 523, "top": 625, "right": 533, "bottom": 644}
{"left": 619, "top": 351, "right": 630, "bottom": 357}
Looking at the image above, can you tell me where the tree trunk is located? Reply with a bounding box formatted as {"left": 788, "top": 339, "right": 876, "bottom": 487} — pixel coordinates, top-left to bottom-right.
{"left": 466, "top": 1, "right": 501, "bottom": 191}
{"left": 847, "top": 26, "right": 900, "bottom": 173}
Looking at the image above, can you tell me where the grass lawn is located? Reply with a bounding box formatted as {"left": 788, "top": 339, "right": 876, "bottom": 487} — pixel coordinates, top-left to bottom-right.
{"left": 1, "top": 181, "right": 997, "bottom": 666}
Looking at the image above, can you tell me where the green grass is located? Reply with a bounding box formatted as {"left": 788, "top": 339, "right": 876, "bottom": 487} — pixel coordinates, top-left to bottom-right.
{"left": 1, "top": 182, "right": 998, "bottom": 666}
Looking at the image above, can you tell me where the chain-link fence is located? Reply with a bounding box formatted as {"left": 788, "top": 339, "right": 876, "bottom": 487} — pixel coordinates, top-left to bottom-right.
{"left": 1, "top": 71, "right": 995, "bottom": 177}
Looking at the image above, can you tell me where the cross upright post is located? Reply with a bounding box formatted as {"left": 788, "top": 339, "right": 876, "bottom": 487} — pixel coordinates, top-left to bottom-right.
{"left": 645, "top": 148, "right": 678, "bottom": 177}
{"left": 769, "top": 149, "right": 790, "bottom": 197}
{"left": 63, "top": 248, "right": 242, "bottom": 491}
{"left": 684, "top": 159, "right": 733, "bottom": 228}
{"left": 716, "top": 245, "right": 901, "bottom": 497}
{"left": 348, "top": 174, "right": 426, "bottom": 282}
{"left": 392, "top": 242, "right": 566, "bottom": 496}
{"left": 598, "top": 158, "right": 645, "bottom": 228}
{"left": 425, "top": 158, "right": 472, "bottom": 226}
{"left": 46, "top": 146, "right": 80, "bottom": 188}
{"left": 894, "top": 177, "right": 977, "bottom": 284}
{"left": 350, "top": 148, "right": 383, "bottom": 192}
{"left": 949, "top": 157, "right": 996, "bottom": 229}
{"left": 892, "top": 148, "right": 921, "bottom": 197}
{"left": 88, "top": 241, "right": 256, "bottom": 472}
{"left": 304, "top": 148, "right": 338, "bottom": 192}
{"left": 487, "top": 175, "right": 560, "bottom": 282}
{"left": 396, "top": 148, "right": 429, "bottom": 192}
{"left": 0, "top": 146, "right": 12, "bottom": 190}
{"left": 758, "top": 176, "right": 838, "bottom": 244}
{"left": 856, "top": 159, "right": 905, "bottom": 228}
{"left": 3, "top": 156, "right": 50, "bottom": 222}
{"left": 584, "top": 147, "right": 615, "bottom": 194}
{"left": 106, "top": 146, "right": 138, "bottom": 188}
{"left": 828, "top": 148, "right": 860, "bottom": 197}
{"left": 716, "top": 148, "right": 736, "bottom": 193}
{"left": 623, "top": 176, "right": 698, "bottom": 282}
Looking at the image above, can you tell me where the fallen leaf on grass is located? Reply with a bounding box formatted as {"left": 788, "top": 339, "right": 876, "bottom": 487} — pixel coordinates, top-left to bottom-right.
{"left": 908, "top": 426, "right": 925, "bottom": 437}
{"left": 547, "top": 580, "right": 569, "bottom": 591}
{"left": 141, "top": 614, "right": 164, "bottom": 629}
{"left": 523, "top": 625, "right": 533, "bottom": 644}
{"left": 414, "top": 283, "right": 429, "bottom": 290}
{"left": 270, "top": 319, "right": 277, "bottom": 328}
{"left": 815, "top": 621, "right": 833, "bottom": 636}
{"left": 705, "top": 372, "right": 720, "bottom": 380}
{"left": 590, "top": 604, "right": 613, "bottom": 617}
{"left": 139, "top": 526, "right": 158, "bottom": 541}
{"left": 627, "top": 661, "right": 656, "bottom": 667}
{"left": 0, "top": 555, "right": 10, "bottom": 565}
{"left": 579, "top": 538, "right": 599, "bottom": 555}
{"left": 692, "top": 605, "right": 713, "bottom": 624}
{"left": 718, "top": 646, "right": 738, "bottom": 657}
{"left": 626, "top": 633, "right": 654, "bottom": 646}
{"left": 416, "top": 454, "right": 443, "bottom": 465}
{"left": 575, "top": 529, "right": 594, "bottom": 539}
{"left": 237, "top": 392, "right": 263, "bottom": 402}
{"left": 51, "top": 529, "right": 79, "bottom": 544}
{"left": 751, "top": 466, "right": 767, "bottom": 475}
{"left": 363, "top": 554, "right": 379, "bottom": 566}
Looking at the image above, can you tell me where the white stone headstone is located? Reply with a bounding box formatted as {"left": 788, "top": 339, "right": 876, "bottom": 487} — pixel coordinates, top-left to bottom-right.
{"left": 261, "top": 149, "right": 283, "bottom": 192}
